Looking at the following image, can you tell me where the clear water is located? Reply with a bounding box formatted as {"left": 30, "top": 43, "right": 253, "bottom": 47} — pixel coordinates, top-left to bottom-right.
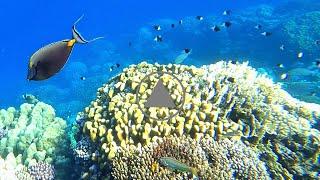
{"left": 0, "top": 0, "right": 319, "bottom": 179}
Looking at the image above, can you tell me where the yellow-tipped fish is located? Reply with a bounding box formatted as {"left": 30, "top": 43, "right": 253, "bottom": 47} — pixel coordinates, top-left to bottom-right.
{"left": 27, "top": 15, "right": 103, "bottom": 81}
{"left": 159, "top": 157, "right": 198, "bottom": 176}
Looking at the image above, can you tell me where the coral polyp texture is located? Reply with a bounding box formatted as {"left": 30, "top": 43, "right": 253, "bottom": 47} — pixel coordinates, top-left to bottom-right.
{"left": 112, "top": 135, "right": 269, "bottom": 179}
{"left": 0, "top": 102, "right": 69, "bottom": 179}
{"left": 74, "top": 61, "right": 320, "bottom": 179}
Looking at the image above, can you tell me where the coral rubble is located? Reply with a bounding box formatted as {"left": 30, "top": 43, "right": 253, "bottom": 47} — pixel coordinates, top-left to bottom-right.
{"left": 73, "top": 61, "right": 320, "bottom": 179}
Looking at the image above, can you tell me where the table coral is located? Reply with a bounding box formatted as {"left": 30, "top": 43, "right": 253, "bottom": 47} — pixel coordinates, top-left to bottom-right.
{"left": 74, "top": 61, "right": 320, "bottom": 179}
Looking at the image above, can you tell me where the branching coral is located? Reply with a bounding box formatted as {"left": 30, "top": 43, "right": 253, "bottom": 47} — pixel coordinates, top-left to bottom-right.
{"left": 0, "top": 102, "right": 72, "bottom": 179}
{"left": 74, "top": 61, "right": 320, "bottom": 179}
{"left": 0, "top": 153, "right": 33, "bottom": 180}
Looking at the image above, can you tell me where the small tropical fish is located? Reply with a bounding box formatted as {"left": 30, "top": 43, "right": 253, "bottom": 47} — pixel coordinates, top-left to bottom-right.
{"left": 254, "top": 24, "right": 262, "bottom": 30}
{"left": 315, "top": 60, "right": 320, "bottom": 68}
{"left": 222, "top": 21, "right": 232, "bottom": 28}
{"left": 154, "top": 25, "right": 161, "bottom": 31}
{"left": 298, "top": 52, "right": 303, "bottom": 58}
{"left": 175, "top": 49, "right": 192, "bottom": 64}
{"left": 179, "top": 20, "right": 183, "bottom": 25}
{"left": 80, "top": 76, "right": 86, "bottom": 81}
{"left": 154, "top": 35, "right": 163, "bottom": 42}
{"left": 280, "top": 73, "right": 288, "bottom": 80}
{"left": 261, "top": 32, "right": 272, "bottom": 36}
{"left": 280, "top": 44, "right": 285, "bottom": 51}
{"left": 315, "top": 40, "right": 320, "bottom": 45}
{"left": 211, "top": 26, "right": 220, "bottom": 32}
{"left": 159, "top": 157, "right": 198, "bottom": 176}
{"left": 171, "top": 24, "right": 175, "bottom": 28}
{"left": 276, "top": 63, "right": 284, "bottom": 68}
{"left": 27, "top": 15, "right": 103, "bottom": 81}
{"left": 223, "top": 10, "right": 231, "bottom": 16}
{"left": 227, "top": 77, "right": 235, "bottom": 83}
{"left": 128, "top": 42, "right": 132, "bottom": 47}
{"left": 310, "top": 91, "right": 317, "bottom": 96}
{"left": 196, "top": 16, "right": 204, "bottom": 21}
{"left": 230, "top": 60, "right": 237, "bottom": 64}
{"left": 184, "top": 48, "right": 191, "bottom": 54}
{"left": 110, "top": 63, "right": 120, "bottom": 72}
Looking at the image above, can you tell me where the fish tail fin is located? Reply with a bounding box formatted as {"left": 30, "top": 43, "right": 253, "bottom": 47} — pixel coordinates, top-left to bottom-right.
{"left": 71, "top": 14, "right": 104, "bottom": 44}
{"left": 190, "top": 168, "right": 198, "bottom": 176}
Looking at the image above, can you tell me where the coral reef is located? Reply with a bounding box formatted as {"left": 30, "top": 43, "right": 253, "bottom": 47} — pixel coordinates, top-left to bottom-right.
{"left": 74, "top": 61, "right": 320, "bottom": 179}
{"left": 0, "top": 102, "right": 72, "bottom": 179}
{"left": 282, "top": 11, "right": 320, "bottom": 52}
{"left": 0, "top": 127, "right": 7, "bottom": 139}
{"left": 112, "top": 135, "right": 269, "bottom": 179}
{"left": 0, "top": 153, "right": 33, "bottom": 180}
{"left": 28, "top": 162, "right": 55, "bottom": 180}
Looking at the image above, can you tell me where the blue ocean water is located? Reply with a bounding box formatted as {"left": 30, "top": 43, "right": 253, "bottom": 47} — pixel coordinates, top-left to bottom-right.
{"left": 0, "top": 0, "right": 287, "bottom": 118}
{"left": 0, "top": 1, "right": 320, "bottom": 179}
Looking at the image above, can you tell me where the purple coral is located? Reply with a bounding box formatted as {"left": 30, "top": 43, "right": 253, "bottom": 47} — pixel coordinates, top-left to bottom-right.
{"left": 28, "top": 162, "right": 55, "bottom": 180}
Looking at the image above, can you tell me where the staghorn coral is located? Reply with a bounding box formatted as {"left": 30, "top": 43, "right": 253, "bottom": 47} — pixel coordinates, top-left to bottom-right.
{"left": 112, "top": 135, "right": 269, "bottom": 180}
{"left": 0, "top": 102, "right": 72, "bottom": 179}
{"left": 28, "top": 162, "right": 55, "bottom": 180}
{"left": 75, "top": 61, "right": 320, "bottom": 179}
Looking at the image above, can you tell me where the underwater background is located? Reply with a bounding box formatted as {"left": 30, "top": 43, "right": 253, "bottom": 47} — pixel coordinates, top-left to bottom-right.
{"left": 0, "top": 0, "right": 319, "bottom": 179}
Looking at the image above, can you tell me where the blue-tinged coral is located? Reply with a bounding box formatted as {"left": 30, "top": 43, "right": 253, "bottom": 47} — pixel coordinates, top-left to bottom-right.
{"left": 282, "top": 11, "right": 320, "bottom": 52}
{"left": 73, "top": 61, "right": 320, "bottom": 179}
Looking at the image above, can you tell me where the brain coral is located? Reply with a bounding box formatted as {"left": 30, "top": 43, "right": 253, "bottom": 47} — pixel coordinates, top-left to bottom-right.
{"left": 0, "top": 102, "right": 71, "bottom": 178}
{"left": 74, "top": 61, "right": 320, "bottom": 179}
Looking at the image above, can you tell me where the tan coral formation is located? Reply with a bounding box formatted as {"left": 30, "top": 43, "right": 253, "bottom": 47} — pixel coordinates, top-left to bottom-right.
{"left": 112, "top": 135, "right": 270, "bottom": 180}
{"left": 78, "top": 61, "right": 320, "bottom": 179}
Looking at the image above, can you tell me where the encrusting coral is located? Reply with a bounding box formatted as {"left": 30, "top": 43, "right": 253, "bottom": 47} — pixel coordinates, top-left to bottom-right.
{"left": 73, "top": 61, "right": 320, "bottom": 179}
{"left": 0, "top": 101, "right": 71, "bottom": 179}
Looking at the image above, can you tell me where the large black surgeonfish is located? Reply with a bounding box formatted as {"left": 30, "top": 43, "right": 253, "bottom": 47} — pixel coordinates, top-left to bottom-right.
{"left": 27, "top": 15, "right": 103, "bottom": 81}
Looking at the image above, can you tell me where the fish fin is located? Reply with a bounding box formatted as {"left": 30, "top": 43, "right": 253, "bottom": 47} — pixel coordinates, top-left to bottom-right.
{"left": 74, "top": 14, "right": 85, "bottom": 25}
{"left": 72, "top": 15, "right": 104, "bottom": 44}
{"left": 190, "top": 168, "right": 198, "bottom": 176}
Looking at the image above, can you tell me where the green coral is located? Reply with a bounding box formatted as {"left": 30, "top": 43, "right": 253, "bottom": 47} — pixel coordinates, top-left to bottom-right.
{"left": 0, "top": 101, "right": 72, "bottom": 179}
